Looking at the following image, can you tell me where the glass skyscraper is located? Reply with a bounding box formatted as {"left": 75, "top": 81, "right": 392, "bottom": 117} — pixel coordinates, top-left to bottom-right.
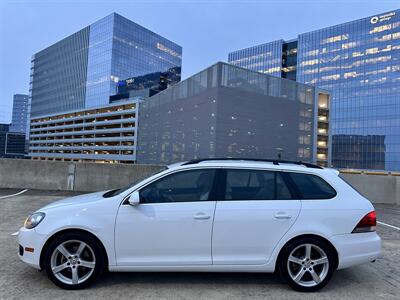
{"left": 10, "top": 94, "right": 29, "bottom": 133}
{"left": 228, "top": 9, "right": 400, "bottom": 171}
{"left": 228, "top": 40, "right": 283, "bottom": 77}
{"left": 29, "top": 13, "right": 182, "bottom": 118}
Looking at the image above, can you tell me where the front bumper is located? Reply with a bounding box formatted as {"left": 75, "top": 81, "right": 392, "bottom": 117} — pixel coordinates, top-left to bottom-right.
{"left": 331, "top": 231, "right": 381, "bottom": 270}
{"left": 17, "top": 227, "right": 47, "bottom": 270}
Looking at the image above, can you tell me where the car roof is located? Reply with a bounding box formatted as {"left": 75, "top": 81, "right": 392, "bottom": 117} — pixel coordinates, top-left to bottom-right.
{"left": 167, "top": 159, "right": 331, "bottom": 174}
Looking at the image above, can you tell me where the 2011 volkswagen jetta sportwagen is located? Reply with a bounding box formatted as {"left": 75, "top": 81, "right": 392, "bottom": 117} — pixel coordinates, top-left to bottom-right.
{"left": 17, "top": 158, "right": 381, "bottom": 292}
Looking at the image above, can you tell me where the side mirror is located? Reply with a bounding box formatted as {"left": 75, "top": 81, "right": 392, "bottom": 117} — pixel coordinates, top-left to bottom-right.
{"left": 127, "top": 191, "right": 140, "bottom": 206}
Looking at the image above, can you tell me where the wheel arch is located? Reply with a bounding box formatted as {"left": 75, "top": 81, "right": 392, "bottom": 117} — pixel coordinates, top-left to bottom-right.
{"left": 39, "top": 228, "right": 109, "bottom": 270}
{"left": 275, "top": 234, "right": 339, "bottom": 272}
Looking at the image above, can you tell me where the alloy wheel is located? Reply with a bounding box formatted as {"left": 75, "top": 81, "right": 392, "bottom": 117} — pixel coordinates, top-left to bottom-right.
{"left": 50, "top": 240, "right": 96, "bottom": 285}
{"left": 286, "top": 243, "right": 329, "bottom": 287}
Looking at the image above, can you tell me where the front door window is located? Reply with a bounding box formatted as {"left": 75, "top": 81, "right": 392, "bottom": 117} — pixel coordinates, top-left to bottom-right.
{"left": 140, "top": 169, "right": 216, "bottom": 203}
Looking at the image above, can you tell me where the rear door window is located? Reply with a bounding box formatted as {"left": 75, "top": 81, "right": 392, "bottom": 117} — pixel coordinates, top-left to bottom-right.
{"left": 288, "top": 172, "right": 336, "bottom": 199}
{"left": 223, "top": 169, "right": 293, "bottom": 200}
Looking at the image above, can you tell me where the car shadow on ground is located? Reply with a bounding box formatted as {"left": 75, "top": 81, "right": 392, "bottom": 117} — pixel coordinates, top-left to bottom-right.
{"left": 17, "top": 260, "right": 382, "bottom": 297}
{"left": 92, "top": 269, "right": 357, "bottom": 293}
{"left": 99, "top": 271, "right": 283, "bottom": 286}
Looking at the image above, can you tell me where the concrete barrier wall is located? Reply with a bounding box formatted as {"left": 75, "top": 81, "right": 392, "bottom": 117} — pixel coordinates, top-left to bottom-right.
{"left": 73, "top": 163, "right": 164, "bottom": 192}
{"left": 0, "top": 159, "right": 73, "bottom": 190}
{"left": 340, "top": 173, "right": 400, "bottom": 206}
{"left": 0, "top": 158, "right": 399, "bottom": 205}
{"left": 0, "top": 159, "right": 164, "bottom": 192}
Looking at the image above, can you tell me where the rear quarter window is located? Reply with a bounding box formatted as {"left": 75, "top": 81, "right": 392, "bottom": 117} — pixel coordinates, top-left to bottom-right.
{"left": 288, "top": 172, "right": 336, "bottom": 199}
{"left": 338, "top": 174, "right": 364, "bottom": 196}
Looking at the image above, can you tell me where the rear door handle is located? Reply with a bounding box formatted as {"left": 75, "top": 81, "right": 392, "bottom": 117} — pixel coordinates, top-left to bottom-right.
{"left": 274, "top": 212, "right": 292, "bottom": 220}
{"left": 194, "top": 213, "right": 211, "bottom": 220}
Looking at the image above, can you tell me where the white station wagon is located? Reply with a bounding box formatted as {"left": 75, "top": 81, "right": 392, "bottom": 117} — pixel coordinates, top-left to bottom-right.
{"left": 17, "top": 158, "right": 381, "bottom": 292}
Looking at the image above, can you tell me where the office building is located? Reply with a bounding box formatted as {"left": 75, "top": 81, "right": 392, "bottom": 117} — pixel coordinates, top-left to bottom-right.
{"left": 28, "top": 12, "right": 182, "bottom": 163}
{"left": 28, "top": 66, "right": 183, "bottom": 163}
{"left": 27, "top": 67, "right": 180, "bottom": 163}
{"left": 28, "top": 67, "right": 182, "bottom": 163}
{"left": 229, "top": 9, "right": 400, "bottom": 171}
{"left": 29, "top": 12, "right": 182, "bottom": 118}
{"left": 229, "top": 40, "right": 298, "bottom": 80}
{"left": 10, "top": 94, "right": 29, "bottom": 133}
{"left": 137, "top": 62, "right": 330, "bottom": 166}
{"left": 0, "top": 123, "right": 27, "bottom": 158}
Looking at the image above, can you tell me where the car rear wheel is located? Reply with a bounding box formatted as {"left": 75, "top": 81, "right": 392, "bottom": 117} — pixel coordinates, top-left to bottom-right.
{"left": 44, "top": 232, "right": 105, "bottom": 289}
{"left": 278, "top": 237, "right": 335, "bottom": 292}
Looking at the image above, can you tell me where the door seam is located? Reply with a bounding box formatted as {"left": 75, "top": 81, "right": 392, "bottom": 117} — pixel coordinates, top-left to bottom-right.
{"left": 210, "top": 200, "right": 218, "bottom": 265}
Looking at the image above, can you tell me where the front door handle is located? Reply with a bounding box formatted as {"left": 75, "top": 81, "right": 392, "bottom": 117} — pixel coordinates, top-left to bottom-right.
{"left": 274, "top": 212, "right": 292, "bottom": 220}
{"left": 194, "top": 213, "right": 211, "bottom": 220}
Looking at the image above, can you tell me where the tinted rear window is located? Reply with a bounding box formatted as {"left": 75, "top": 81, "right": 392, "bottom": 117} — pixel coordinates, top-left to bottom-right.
{"left": 289, "top": 173, "right": 336, "bottom": 199}
{"left": 224, "top": 169, "right": 293, "bottom": 200}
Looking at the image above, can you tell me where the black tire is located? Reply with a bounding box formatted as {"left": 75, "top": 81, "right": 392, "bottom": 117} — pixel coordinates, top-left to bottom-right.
{"left": 44, "top": 232, "right": 105, "bottom": 290}
{"left": 278, "top": 236, "right": 336, "bottom": 292}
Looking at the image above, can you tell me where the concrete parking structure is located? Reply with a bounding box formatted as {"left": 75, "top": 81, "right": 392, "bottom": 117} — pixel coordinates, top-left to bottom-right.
{"left": 0, "top": 189, "right": 399, "bottom": 299}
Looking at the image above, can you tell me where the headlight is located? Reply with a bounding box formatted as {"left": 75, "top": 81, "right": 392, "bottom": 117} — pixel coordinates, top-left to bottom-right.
{"left": 24, "top": 212, "right": 45, "bottom": 229}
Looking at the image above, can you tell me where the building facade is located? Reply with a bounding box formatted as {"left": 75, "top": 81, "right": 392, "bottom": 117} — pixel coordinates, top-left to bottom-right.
{"left": 29, "top": 12, "right": 182, "bottom": 118}
{"left": 137, "top": 62, "right": 330, "bottom": 166}
{"left": 29, "top": 101, "right": 137, "bottom": 163}
{"left": 0, "top": 124, "right": 9, "bottom": 132}
{"left": 0, "top": 123, "right": 27, "bottom": 158}
{"left": 27, "top": 12, "right": 182, "bottom": 163}
{"left": 110, "top": 67, "right": 181, "bottom": 103}
{"left": 228, "top": 40, "right": 284, "bottom": 77}
{"left": 332, "top": 134, "right": 386, "bottom": 169}
{"left": 10, "top": 94, "right": 29, "bottom": 133}
{"left": 228, "top": 9, "right": 400, "bottom": 171}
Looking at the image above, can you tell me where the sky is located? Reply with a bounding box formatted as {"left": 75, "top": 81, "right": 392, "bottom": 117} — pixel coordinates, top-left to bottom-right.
{"left": 0, "top": 0, "right": 399, "bottom": 123}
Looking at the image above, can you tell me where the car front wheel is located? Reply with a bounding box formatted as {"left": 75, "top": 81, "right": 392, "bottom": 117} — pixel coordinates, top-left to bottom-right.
{"left": 278, "top": 237, "right": 335, "bottom": 292}
{"left": 44, "top": 232, "right": 105, "bottom": 289}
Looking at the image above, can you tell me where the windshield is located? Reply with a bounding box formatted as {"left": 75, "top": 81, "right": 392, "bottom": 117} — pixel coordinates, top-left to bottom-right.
{"left": 103, "top": 167, "right": 168, "bottom": 198}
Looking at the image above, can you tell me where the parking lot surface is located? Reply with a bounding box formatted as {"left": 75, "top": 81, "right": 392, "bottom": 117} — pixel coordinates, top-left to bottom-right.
{"left": 0, "top": 189, "right": 399, "bottom": 299}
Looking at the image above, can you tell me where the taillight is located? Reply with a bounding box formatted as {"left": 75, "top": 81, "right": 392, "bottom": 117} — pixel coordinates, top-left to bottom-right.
{"left": 352, "top": 211, "right": 376, "bottom": 233}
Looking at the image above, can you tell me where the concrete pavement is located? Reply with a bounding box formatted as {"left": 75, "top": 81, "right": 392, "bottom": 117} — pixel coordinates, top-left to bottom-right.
{"left": 1, "top": 189, "right": 399, "bottom": 299}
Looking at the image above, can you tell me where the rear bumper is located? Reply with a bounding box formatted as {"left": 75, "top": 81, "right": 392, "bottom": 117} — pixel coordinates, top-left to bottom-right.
{"left": 331, "top": 232, "right": 381, "bottom": 270}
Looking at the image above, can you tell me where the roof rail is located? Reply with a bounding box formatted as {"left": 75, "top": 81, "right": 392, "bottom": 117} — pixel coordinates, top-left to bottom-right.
{"left": 181, "top": 158, "right": 323, "bottom": 169}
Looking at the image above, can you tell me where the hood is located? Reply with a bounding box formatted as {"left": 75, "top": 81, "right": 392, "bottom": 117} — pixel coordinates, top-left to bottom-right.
{"left": 40, "top": 191, "right": 108, "bottom": 211}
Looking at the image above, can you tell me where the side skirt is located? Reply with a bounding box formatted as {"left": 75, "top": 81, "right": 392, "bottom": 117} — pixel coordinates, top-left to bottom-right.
{"left": 108, "top": 264, "right": 275, "bottom": 273}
